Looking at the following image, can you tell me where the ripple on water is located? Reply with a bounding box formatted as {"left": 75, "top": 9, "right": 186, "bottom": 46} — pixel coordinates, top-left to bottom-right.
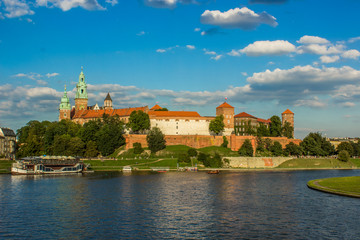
{"left": 0, "top": 170, "right": 360, "bottom": 239}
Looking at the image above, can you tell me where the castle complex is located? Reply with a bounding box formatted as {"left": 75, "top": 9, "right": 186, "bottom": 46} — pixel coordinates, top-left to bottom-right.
{"left": 59, "top": 69, "right": 295, "bottom": 140}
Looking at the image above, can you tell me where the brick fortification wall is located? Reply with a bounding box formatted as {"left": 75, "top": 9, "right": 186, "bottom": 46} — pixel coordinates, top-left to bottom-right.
{"left": 125, "top": 134, "right": 301, "bottom": 152}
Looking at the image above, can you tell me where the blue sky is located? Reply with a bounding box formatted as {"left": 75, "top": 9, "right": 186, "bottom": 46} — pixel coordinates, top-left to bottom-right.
{"left": 1, "top": 0, "right": 360, "bottom": 139}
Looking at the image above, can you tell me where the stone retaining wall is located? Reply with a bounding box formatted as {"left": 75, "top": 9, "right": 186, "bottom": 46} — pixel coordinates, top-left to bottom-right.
{"left": 225, "top": 157, "right": 293, "bottom": 168}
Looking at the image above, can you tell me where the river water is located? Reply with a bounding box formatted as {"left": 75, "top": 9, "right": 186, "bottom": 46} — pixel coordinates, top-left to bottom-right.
{"left": 0, "top": 170, "right": 359, "bottom": 239}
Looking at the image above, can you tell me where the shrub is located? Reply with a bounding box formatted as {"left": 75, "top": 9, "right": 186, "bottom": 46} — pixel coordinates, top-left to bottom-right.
{"left": 198, "top": 152, "right": 210, "bottom": 167}
{"left": 338, "top": 150, "right": 350, "bottom": 162}
{"left": 238, "top": 139, "right": 253, "bottom": 157}
{"left": 270, "top": 141, "right": 283, "bottom": 156}
{"left": 178, "top": 153, "right": 191, "bottom": 163}
{"left": 187, "top": 148, "right": 198, "bottom": 157}
{"left": 133, "top": 142, "right": 144, "bottom": 154}
{"left": 221, "top": 136, "right": 229, "bottom": 148}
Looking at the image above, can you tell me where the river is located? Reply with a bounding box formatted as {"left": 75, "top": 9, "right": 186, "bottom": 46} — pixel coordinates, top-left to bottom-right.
{"left": 0, "top": 170, "right": 359, "bottom": 239}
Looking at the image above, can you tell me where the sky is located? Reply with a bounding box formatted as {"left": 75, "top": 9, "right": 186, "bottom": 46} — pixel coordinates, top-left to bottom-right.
{"left": 1, "top": 0, "right": 360, "bottom": 139}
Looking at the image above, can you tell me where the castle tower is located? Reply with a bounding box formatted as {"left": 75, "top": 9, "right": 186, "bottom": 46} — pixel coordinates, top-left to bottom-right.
{"left": 59, "top": 85, "right": 71, "bottom": 121}
{"left": 75, "top": 67, "right": 88, "bottom": 112}
{"left": 282, "top": 109, "right": 294, "bottom": 135}
{"left": 104, "top": 93, "right": 113, "bottom": 110}
{"left": 216, "top": 101, "right": 235, "bottom": 135}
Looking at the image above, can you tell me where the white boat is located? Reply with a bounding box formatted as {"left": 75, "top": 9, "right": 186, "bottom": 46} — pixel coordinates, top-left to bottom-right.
{"left": 122, "top": 166, "right": 132, "bottom": 172}
{"left": 11, "top": 156, "right": 85, "bottom": 175}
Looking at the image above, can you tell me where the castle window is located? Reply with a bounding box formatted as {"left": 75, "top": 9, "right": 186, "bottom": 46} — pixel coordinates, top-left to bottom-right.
{"left": 64, "top": 113, "right": 67, "bottom": 117}
{"left": 81, "top": 89, "right": 83, "bottom": 94}
{"left": 176, "top": 126, "right": 178, "bottom": 129}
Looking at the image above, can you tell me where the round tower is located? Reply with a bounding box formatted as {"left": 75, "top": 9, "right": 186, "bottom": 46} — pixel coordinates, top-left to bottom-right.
{"left": 216, "top": 101, "right": 235, "bottom": 135}
{"left": 75, "top": 67, "right": 88, "bottom": 112}
{"left": 282, "top": 109, "right": 294, "bottom": 135}
{"left": 104, "top": 92, "right": 113, "bottom": 110}
{"left": 59, "top": 85, "right": 71, "bottom": 121}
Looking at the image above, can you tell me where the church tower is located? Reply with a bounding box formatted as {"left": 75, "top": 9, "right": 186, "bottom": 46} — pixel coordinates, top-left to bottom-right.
{"left": 59, "top": 85, "right": 71, "bottom": 121}
{"left": 75, "top": 67, "right": 88, "bottom": 112}
{"left": 104, "top": 93, "right": 113, "bottom": 110}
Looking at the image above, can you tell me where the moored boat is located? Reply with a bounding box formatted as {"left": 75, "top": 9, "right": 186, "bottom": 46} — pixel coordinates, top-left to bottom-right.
{"left": 207, "top": 170, "right": 220, "bottom": 174}
{"left": 11, "top": 156, "right": 85, "bottom": 175}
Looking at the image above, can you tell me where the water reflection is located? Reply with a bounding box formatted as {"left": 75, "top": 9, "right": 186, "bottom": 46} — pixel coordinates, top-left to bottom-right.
{"left": 0, "top": 170, "right": 359, "bottom": 239}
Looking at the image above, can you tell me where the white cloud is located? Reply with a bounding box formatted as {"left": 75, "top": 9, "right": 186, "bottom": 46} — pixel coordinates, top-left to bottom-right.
{"left": 297, "top": 35, "right": 329, "bottom": 45}
{"left": 297, "top": 44, "right": 345, "bottom": 55}
{"left": 200, "top": 7, "right": 278, "bottom": 30}
{"left": 348, "top": 36, "right": 360, "bottom": 43}
{"left": 203, "top": 49, "right": 216, "bottom": 55}
{"left": 342, "top": 49, "right": 360, "bottom": 60}
{"left": 46, "top": 72, "right": 59, "bottom": 78}
{"left": 233, "top": 40, "right": 296, "bottom": 56}
{"left": 320, "top": 55, "right": 339, "bottom": 63}
{"left": 156, "top": 49, "right": 166, "bottom": 53}
{"left": 241, "top": 72, "right": 248, "bottom": 76}
{"left": 294, "top": 97, "right": 327, "bottom": 108}
{"left": 194, "top": 28, "right": 201, "bottom": 32}
{"left": 2, "top": 0, "right": 34, "bottom": 18}
{"left": 340, "top": 102, "right": 355, "bottom": 107}
{"left": 248, "top": 65, "right": 360, "bottom": 85}
{"left": 36, "top": 0, "right": 105, "bottom": 11}
{"left": 228, "top": 49, "right": 241, "bottom": 56}
{"left": 210, "top": 55, "right": 223, "bottom": 61}
{"left": 105, "top": 0, "right": 118, "bottom": 6}
{"left": 186, "top": 45, "right": 195, "bottom": 50}
{"left": 144, "top": 0, "right": 177, "bottom": 8}
{"left": 136, "top": 31, "right": 146, "bottom": 36}
{"left": 36, "top": 80, "right": 48, "bottom": 85}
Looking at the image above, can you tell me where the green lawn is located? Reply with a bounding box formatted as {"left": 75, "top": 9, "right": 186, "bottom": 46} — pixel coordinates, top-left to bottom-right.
{"left": 277, "top": 158, "right": 356, "bottom": 168}
{"left": 308, "top": 176, "right": 360, "bottom": 197}
{"left": 0, "top": 160, "right": 13, "bottom": 173}
{"left": 84, "top": 158, "right": 197, "bottom": 170}
{"left": 197, "top": 146, "right": 239, "bottom": 157}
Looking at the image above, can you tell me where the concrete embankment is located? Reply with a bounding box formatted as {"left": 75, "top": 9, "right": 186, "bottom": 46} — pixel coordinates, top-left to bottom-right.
{"left": 225, "top": 157, "right": 292, "bottom": 168}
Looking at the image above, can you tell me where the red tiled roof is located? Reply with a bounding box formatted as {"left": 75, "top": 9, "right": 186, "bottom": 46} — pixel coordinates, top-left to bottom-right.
{"left": 72, "top": 106, "right": 148, "bottom": 119}
{"left": 257, "top": 118, "right": 271, "bottom": 124}
{"left": 234, "top": 112, "right": 256, "bottom": 118}
{"left": 282, "top": 109, "right": 294, "bottom": 114}
{"left": 148, "top": 110, "right": 201, "bottom": 118}
{"left": 150, "top": 104, "right": 162, "bottom": 110}
{"left": 216, "top": 102, "right": 234, "bottom": 109}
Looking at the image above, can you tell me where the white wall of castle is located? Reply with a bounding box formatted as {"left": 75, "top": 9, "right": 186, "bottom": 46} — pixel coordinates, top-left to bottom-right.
{"left": 150, "top": 118, "right": 233, "bottom": 136}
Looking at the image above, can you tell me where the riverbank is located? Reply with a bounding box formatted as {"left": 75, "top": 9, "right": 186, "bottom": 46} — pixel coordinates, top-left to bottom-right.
{"left": 307, "top": 176, "right": 360, "bottom": 198}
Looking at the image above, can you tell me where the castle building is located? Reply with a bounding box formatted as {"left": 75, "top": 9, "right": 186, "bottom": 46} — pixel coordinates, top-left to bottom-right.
{"left": 59, "top": 69, "right": 293, "bottom": 137}
{"left": 0, "top": 127, "right": 16, "bottom": 159}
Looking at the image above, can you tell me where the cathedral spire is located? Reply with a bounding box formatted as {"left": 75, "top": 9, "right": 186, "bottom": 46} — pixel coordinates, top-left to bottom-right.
{"left": 75, "top": 67, "right": 88, "bottom": 111}
{"left": 59, "top": 85, "right": 70, "bottom": 110}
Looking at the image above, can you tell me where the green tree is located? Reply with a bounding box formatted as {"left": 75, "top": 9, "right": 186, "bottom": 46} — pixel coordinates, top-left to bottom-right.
{"left": 338, "top": 150, "right": 350, "bottom": 162}
{"left": 337, "top": 142, "right": 354, "bottom": 156}
{"left": 269, "top": 115, "right": 282, "bottom": 137}
{"left": 238, "top": 139, "right": 253, "bottom": 157}
{"left": 68, "top": 137, "right": 85, "bottom": 156}
{"left": 78, "top": 120, "right": 101, "bottom": 143}
{"left": 221, "top": 136, "right": 229, "bottom": 148}
{"left": 300, "top": 132, "right": 334, "bottom": 156}
{"left": 256, "top": 123, "right": 270, "bottom": 137}
{"left": 146, "top": 127, "right": 166, "bottom": 154}
{"left": 270, "top": 141, "right": 283, "bottom": 156}
{"left": 133, "top": 142, "right": 144, "bottom": 154}
{"left": 154, "top": 108, "right": 168, "bottom": 111}
{"left": 209, "top": 115, "right": 225, "bottom": 135}
{"left": 210, "top": 153, "right": 223, "bottom": 168}
{"left": 197, "top": 152, "right": 210, "bottom": 167}
{"left": 187, "top": 148, "right": 198, "bottom": 157}
{"left": 264, "top": 138, "right": 273, "bottom": 150}
{"left": 53, "top": 134, "right": 71, "bottom": 156}
{"left": 84, "top": 140, "right": 98, "bottom": 158}
{"left": 128, "top": 110, "right": 150, "bottom": 134}
{"left": 178, "top": 153, "right": 191, "bottom": 163}
{"left": 256, "top": 136, "right": 265, "bottom": 152}
{"left": 351, "top": 142, "right": 360, "bottom": 156}
{"left": 284, "top": 142, "right": 303, "bottom": 156}
{"left": 96, "top": 115, "right": 125, "bottom": 156}
{"left": 282, "top": 121, "right": 294, "bottom": 139}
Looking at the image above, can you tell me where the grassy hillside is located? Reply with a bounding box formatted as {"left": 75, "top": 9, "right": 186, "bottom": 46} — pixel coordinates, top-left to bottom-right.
{"left": 308, "top": 176, "right": 360, "bottom": 197}
{"left": 0, "top": 160, "right": 13, "bottom": 173}
{"left": 277, "top": 158, "right": 357, "bottom": 168}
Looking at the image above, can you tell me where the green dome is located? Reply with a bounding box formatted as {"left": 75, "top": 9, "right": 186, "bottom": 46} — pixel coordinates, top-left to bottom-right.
{"left": 59, "top": 85, "right": 71, "bottom": 110}
{"left": 75, "top": 67, "right": 88, "bottom": 99}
